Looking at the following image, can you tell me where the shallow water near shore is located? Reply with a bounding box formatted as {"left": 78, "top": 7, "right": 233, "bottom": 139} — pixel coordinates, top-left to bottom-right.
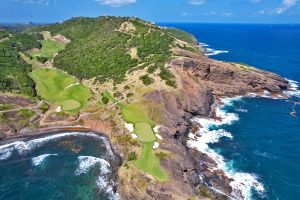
{"left": 161, "top": 23, "right": 300, "bottom": 199}
{"left": 0, "top": 132, "right": 119, "bottom": 200}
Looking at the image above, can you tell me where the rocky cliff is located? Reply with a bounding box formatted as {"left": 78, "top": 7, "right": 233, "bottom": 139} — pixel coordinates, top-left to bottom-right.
{"left": 119, "top": 48, "right": 289, "bottom": 200}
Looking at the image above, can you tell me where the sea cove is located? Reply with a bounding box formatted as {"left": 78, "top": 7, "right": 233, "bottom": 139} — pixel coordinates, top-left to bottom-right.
{"left": 0, "top": 132, "right": 120, "bottom": 200}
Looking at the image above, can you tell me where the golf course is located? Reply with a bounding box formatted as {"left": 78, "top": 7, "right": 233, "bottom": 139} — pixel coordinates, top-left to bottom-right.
{"left": 119, "top": 101, "right": 168, "bottom": 182}
{"left": 31, "top": 68, "right": 91, "bottom": 114}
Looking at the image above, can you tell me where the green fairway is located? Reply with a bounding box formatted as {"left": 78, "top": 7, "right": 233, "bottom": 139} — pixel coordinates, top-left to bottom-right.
{"left": 135, "top": 142, "right": 168, "bottom": 182}
{"left": 121, "top": 103, "right": 155, "bottom": 126}
{"left": 32, "top": 39, "right": 65, "bottom": 59}
{"left": 116, "top": 100, "right": 168, "bottom": 182}
{"left": 61, "top": 100, "right": 81, "bottom": 111}
{"left": 31, "top": 68, "right": 91, "bottom": 113}
{"left": 134, "top": 122, "right": 156, "bottom": 142}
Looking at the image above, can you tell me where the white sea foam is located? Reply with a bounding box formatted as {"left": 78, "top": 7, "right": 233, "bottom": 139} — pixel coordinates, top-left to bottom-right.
{"left": 205, "top": 49, "right": 229, "bottom": 56}
{"left": 75, "top": 156, "right": 119, "bottom": 200}
{"left": 188, "top": 98, "right": 265, "bottom": 200}
{"left": 75, "top": 156, "right": 110, "bottom": 175}
{"left": 199, "top": 42, "right": 210, "bottom": 47}
{"left": 0, "top": 132, "right": 108, "bottom": 161}
{"left": 32, "top": 154, "right": 57, "bottom": 166}
{"left": 199, "top": 42, "right": 229, "bottom": 57}
{"left": 284, "top": 79, "right": 300, "bottom": 97}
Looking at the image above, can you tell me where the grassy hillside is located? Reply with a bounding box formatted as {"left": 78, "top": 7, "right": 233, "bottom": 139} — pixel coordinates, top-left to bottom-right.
{"left": 0, "top": 31, "right": 42, "bottom": 96}
{"left": 31, "top": 17, "right": 197, "bottom": 86}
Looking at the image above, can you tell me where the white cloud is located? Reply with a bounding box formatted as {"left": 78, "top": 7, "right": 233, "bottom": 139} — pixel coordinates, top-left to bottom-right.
{"left": 203, "top": 11, "right": 234, "bottom": 17}
{"left": 13, "top": 0, "right": 56, "bottom": 5}
{"left": 188, "top": 0, "right": 206, "bottom": 5}
{"left": 273, "top": 0, "right": 298, "bottom": 14}
{"left": 95, "top": 0, "right": 136, "bottom": 7}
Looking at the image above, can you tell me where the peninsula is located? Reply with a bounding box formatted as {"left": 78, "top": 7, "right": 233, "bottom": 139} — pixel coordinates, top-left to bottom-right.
{"left": 0, "top": 17, "right": 292, "bottom": 200}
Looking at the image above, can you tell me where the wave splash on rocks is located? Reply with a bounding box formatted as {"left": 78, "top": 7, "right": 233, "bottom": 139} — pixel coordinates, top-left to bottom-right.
{"left": 188, "top": 98, "right": 265, "bottom": 200}
{"left": 0, "top": 132, "right": 113, "bottom": 161}
{"left": 75, "top": 156, "right": 119, "bottom": 200}
{"left": 199, "top": 42, "right": 229, "bottom": 56}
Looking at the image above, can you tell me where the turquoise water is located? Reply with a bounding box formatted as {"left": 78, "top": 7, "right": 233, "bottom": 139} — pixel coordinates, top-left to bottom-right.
{"left": 0, "top": 132, "right": 119, "bottom": 200}
{"left": 161, "top": 23, "right": 300, "bottom": 199}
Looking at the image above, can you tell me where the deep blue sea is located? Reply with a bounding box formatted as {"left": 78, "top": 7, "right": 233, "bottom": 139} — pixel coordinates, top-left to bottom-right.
{"left": 161, "top": 23, "right": 300, "bottom": 200}
{"left": 0, "top": 132, "right": 119, "bottom": 200}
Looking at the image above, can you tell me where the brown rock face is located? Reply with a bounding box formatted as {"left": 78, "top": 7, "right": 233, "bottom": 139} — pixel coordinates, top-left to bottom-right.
{"left": 142, "top": 50, "right": 289, "bottom": 199}
{"left": 171, "top": 55, "right": 288, "bottom": 97}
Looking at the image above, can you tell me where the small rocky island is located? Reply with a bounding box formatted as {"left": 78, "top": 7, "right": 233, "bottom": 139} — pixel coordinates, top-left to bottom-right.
{"left": 0, "top": 17, "right": 291, "bottom": 199}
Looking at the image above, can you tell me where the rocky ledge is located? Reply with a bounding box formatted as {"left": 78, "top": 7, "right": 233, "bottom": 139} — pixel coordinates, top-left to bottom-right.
{"left": 129, "top": 49, "right": 290, "bottom": 200}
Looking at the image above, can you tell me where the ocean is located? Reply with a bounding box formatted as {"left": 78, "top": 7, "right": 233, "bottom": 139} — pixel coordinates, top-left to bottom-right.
{"left": 0, "top": 132, "right": 119, "bottom": 200}
{"left": 160, "top": 23, "right": 300, "bottom": 200}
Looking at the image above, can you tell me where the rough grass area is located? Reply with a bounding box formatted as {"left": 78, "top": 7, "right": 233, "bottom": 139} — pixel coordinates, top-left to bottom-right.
{"left": 31, "top": 39, "right": 65, "bottom": 59}
{"left": 31, "top": 68, "right": 91, "bottom": 113}
{"left": 135, "top": 142, "right": 168, "bottom": 182}
{"left": 135, "top": 122, "right": 156, "bottom": 142}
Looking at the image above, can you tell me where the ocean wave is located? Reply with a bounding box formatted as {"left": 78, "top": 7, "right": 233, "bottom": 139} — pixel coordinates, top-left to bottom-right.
{"left": 199, "top": 42, "right": 229, "bottom": 57}
{"left": 205, "top": 48, "right": 229, "bottom": 56}
{"left": 75, "top": 156, "right": 110, "bottom": 175}
{"left": 0, "top": 132, "right": 110, "bottom": 161}
{"left": 32, "top": 154, "right": 57, "bottom": 166}
{"left": 188, "top": 97, "right": 265, "bottom": 200}
{"left": 284, "top": 79, "right": 300, "bottom": 97}
{"left": 75, "top": 156, "right": 119, "bottom": 200}
{"left": 199, "top": 42, "right": 210, "bottom": 47}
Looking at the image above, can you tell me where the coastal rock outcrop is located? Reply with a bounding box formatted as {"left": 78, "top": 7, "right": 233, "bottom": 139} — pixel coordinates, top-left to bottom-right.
{"left": 141, "top": 49, "right": 289, "bottom": 199}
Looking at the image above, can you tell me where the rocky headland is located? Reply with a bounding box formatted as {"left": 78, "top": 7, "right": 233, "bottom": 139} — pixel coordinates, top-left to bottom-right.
{"left": 0, "top": 17, "right": 293, "bottom": 200}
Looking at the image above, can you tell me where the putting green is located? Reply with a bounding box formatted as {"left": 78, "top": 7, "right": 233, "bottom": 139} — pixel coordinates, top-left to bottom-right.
{"left": 31, "top": 68, "right": 91, "bottom": 113}
{"left": 135, "top": 122, "right": 156, "bottom": 142}
{"left": 61, "top": 100, "right": 81, "bottom": 111}
{"left": 135, "top": 142, "right": 168, "bottom": 182}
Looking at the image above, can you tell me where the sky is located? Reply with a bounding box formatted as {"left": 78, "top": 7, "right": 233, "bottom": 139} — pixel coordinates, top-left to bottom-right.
{"left": 0, "top": 0, "right": 300, "bottom": 23}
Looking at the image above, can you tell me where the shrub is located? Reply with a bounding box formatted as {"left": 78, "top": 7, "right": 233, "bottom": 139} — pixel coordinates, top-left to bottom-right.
{"left": 124, "top": 85, "right": 130, "bottom": 90}
{"left": 102, "top": 96, "right": 109, "bottom": 104}
{"left": 139, "top": 74, "right": 154, "bottom": 86}
{"left": 126, "top": 93, "right": 134, "bottom": 98}
{"left": 36, "top": 56, "right": 48, "bottom": 63}
{"left": 127, "top": 151, "right": 137, "bottom": 161}
{"left": 147, "top": 65, "right": 158, "bottom": 74}
{"left": 113, "top": 92, "right": 122, "bottom": 98}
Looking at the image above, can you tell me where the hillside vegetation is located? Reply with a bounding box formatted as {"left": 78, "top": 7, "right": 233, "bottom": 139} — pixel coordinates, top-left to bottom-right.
{"left": 31, "top": 17, "right": 197, "bottom": 86}
{"left": 0, "top": 31, "right": 42, "bottom": 96}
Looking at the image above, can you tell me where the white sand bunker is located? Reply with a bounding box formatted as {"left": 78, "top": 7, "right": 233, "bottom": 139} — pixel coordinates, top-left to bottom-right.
{"left": 153, "top": 142, "right": 159, "bottom": 149}
{"left": 55, "top": 106, "right": 62, "bottom": 113}
{"left": 155, "top": 134, "right": 162, "bottom": 140}
{"left": 131, "top": 133, "right": 138, "bottom": 139}
{"left": 124, "top": 123, "right": 134, "bottom": 132}
{"left": 153, "top": 125, "right": 160, "bottom": 133}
